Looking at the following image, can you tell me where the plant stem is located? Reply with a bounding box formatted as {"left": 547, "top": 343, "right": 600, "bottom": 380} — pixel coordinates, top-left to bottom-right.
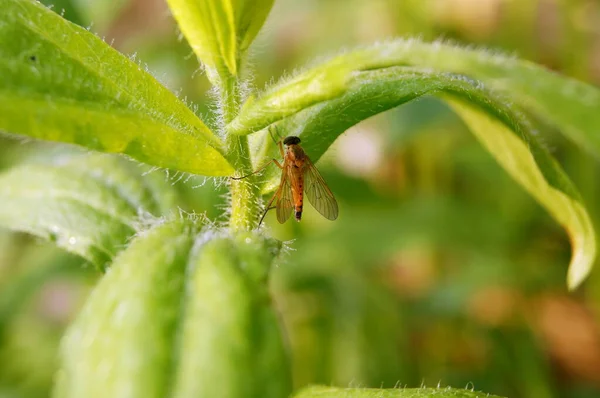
{"left": 221, "top": 74, "right": 260, "bottom": 231}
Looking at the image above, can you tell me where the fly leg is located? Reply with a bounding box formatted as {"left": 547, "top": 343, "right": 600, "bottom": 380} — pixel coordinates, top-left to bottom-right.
{"left": 269, "top": 125, "right": 284, "bottom": 145}
{"left": 258, "top": 198, "right": 277, "bottom": 226}
{"left": 230, "top": 126, "right": 284, "bottom": 180}
{"left": 277, "top": 139, "right": 284, "bottom": 158}
{"left": 257, "top": 158, "right": 285, "bottom": 226}
{"left": 230, "top": 158, "right": 283, "bottom": 180}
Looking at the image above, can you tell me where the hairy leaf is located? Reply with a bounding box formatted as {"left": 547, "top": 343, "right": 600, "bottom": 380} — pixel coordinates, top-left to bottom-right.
{"left": 246, "top": 66, "right": 596, "bottom": 289}
{"left": 293, "top": 386, "right": 505, "bottom": 398}
{"left": 0, "top": 0, "right": 233, "bottom": 176}
{"left": 229, "top": 39, "right": 600, "bottom": 151}
{"left": 0, "top": 152, "right": 177, "bottom": 269}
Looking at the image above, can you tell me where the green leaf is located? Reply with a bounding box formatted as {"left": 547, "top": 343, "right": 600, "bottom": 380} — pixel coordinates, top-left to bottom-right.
{"left": 235, "top": 0, "right": 274, "bottom": 52}
{"left": 293, "top": 386, "right": 505, "bottom": 398}
{"left": 444, "top": 97, "right": 595, "bottom": 290}
{"left": 167, "top": 0, "right": 236, "bottom": 78}
{"left": 229, "top": 65, "right": 350, "bottom": 136}
{"left": 56, "top": 224, "right": 291, "bottom": 398}
{"left": 0, "top": 152, "right": 177, "bottom": 269}
{"left": 229, "top": 39, "right": 600, "bottom": 152}
{"left": 166, "top": 0, "right": 274, "bottom": 79}
{"left": 242, "top": 65, "right": 596, "bottom": 289}
{"left": 0, "top": 0, "right": 233, "bottom": 176}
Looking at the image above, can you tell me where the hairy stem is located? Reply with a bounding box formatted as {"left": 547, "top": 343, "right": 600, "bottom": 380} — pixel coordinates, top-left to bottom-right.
{"left": 221, "top": 74, "right": 261, "bottom": 231}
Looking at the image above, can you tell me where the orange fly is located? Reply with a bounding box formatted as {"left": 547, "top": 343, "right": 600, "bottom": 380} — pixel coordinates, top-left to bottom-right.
{"left": 234, "top": 135, "right": 339, "bottom": 226}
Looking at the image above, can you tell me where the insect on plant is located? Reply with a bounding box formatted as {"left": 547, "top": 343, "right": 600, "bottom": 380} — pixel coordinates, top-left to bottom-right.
{"left": 233, "top": 129, "right": 339, "bottom": 226}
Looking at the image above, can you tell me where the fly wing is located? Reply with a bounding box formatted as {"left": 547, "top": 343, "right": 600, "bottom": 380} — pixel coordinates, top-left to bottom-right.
{"left": 275, "top": 165, "right": 294, "bottom": 223}
{"left": 303, "top": 156, "right": 338, "bottom": 220}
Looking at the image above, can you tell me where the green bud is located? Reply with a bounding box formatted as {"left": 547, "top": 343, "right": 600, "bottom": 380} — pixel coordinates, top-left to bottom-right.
{"left": 54, "top": 220, "right": 196, "bottom": 398}
{"left": 54, "top": 221, "right": 291, "bottom": 398}
{"left": 172, "top": 231, "right": 290, "bottom": 398}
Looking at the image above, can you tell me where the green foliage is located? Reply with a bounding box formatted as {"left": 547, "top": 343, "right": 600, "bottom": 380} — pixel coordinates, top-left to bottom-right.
{"left": 228, "top": 39, "right": 600, "bottom": 144}
{"left": 0, "top": 151, "right": 176, "bottom": 270}
{"left": 0, "top": 0, "right": 599, "bottom": 397}
{"left": 0, "top": 0, "right": 232, "bottom": 176}
{"left": 166, "top": 0, "right": 274, "bottom": 81}
{"left": 445, "top": 99, "right": 594, "bottom": 288}
{"left": 246, "top": 64, "right": 597, "bottom": 289}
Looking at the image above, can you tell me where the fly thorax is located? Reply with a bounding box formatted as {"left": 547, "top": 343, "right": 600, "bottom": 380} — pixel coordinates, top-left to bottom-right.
{"left": 288, "top": 145, "right": 306, "bottom": 167}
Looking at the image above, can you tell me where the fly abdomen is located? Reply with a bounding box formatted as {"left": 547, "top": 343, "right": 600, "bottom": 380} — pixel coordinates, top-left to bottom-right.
{"left": 295, "top": 177, "right": 303, "bottom": 221}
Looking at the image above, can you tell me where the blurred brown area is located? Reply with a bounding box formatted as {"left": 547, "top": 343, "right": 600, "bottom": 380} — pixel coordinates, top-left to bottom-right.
{"left": 531, "top": 295, "right": 600, "bottom": 386}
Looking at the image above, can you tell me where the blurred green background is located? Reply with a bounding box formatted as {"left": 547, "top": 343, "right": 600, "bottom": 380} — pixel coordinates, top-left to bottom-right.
{"left": 2, "top": 0, "right": 600, "bottom": 397}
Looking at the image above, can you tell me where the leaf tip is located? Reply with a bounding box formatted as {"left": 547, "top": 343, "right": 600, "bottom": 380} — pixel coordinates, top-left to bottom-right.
{"left": 566, "top": 243, "right": 595, "bottom": 291}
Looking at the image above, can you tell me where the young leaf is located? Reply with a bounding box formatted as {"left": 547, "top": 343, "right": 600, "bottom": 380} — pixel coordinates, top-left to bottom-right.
{"left": 244, "top": 66, "right": 596, "bottom": 289}
{"left": 166, "top": 0, "right": 274, "bottom": 80}
{"left": 167, "top": 0, "right": 236, "bottom": 79}
{"left": 0, "top": 0, "right": 233, "bottom": 176}
{"left": 293, "top": 386, "right": 505, "bottom": 398}
{"left": 0, "top": 152, "right": 177, "bottom": 269}
{"left": 235, "top": 0, "right": 274, "bottom": 53}
{"left": 229, "top": 65, "right": 350, "bottom": 136}
{"left": 355, "top": 40, "right": 600, "bottom": 157}
{"left": 228, "top": 39, "right": 600, "bottom": 152}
